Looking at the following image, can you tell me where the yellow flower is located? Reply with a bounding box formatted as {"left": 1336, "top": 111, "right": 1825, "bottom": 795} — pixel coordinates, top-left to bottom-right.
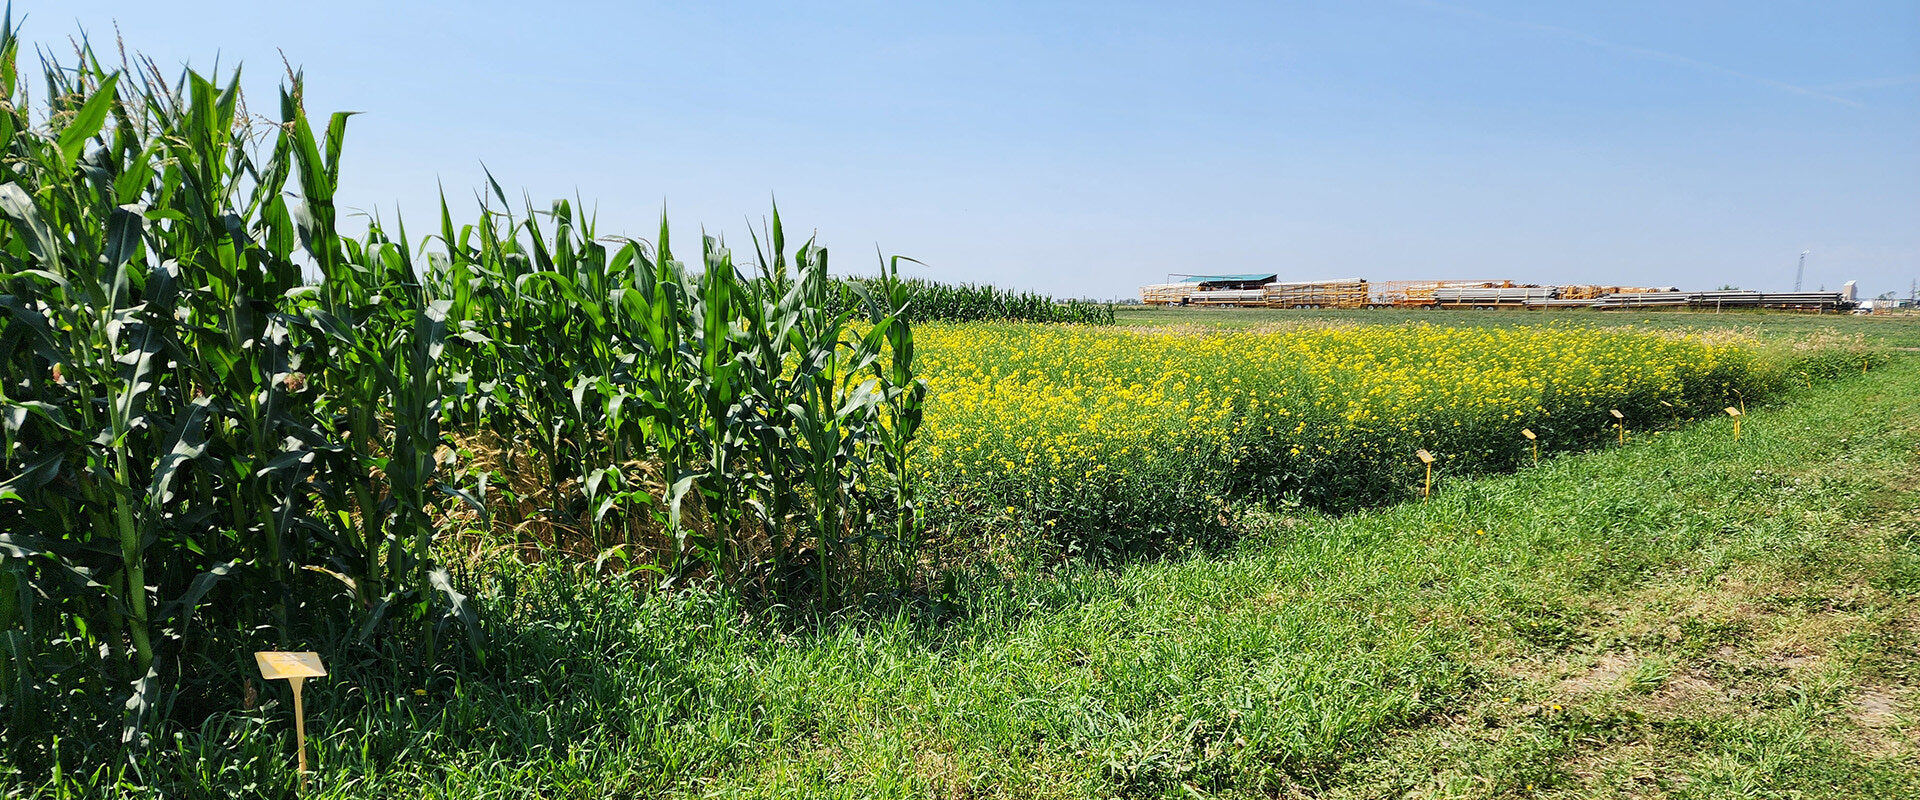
{"left": 911, "top": 321, "right": 1758, "bottom": 531}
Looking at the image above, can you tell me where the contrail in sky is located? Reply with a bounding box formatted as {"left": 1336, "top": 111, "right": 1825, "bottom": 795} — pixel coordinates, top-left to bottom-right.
{"left": 1409, "top": 0, "right": 1866, "bottom": 108}
{"left": 1815, "top": 74, "right": 1920, "bottom": 92}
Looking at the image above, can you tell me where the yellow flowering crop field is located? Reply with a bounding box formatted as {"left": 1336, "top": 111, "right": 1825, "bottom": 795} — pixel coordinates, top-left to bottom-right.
{"left": 910, "top": 322, "right": 1868, "bottom": 555}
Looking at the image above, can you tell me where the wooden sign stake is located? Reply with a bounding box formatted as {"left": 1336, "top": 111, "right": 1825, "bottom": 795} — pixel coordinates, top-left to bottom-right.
{"left": 1610, "top": 409, "right": 1625, "bottom": 445}
{"left": 1724, "top": 406, "right": 1742, "bottom": 441}
{"left": 256, "top": 651, "right": 327, "bottom": 789}
{"left": 1416, "top": 449, "right": 1435, "bottom": 499}
{"left": 1521, "top": 428, "right": 1538, "bottom": 465}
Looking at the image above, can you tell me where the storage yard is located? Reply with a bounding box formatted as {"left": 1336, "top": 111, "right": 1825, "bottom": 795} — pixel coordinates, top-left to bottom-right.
{"left": 1140, "top": 274, "right": 1861, "bottom": 311}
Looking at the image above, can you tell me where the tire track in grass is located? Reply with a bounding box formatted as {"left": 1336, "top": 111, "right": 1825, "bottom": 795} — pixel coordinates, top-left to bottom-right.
{"left": 1326, "top": 356, "right": 1920, "bottom": 798}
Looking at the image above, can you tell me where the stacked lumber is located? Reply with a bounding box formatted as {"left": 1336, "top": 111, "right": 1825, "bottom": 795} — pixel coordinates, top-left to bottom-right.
{"left": 1135, "top": 278, "right": 1854, "bottom": 312}
{"left": 1368, "top": 280, "right": 1506, "bottom": 307}
{"left": 1140, "top": 282, "right": 1199, "bottom": 305}
{"left": 1539, "top": 285, "right": 1673, "bottom": 300}
{"left": 1263, "top": 279, "right": 1368, "bottom": 308}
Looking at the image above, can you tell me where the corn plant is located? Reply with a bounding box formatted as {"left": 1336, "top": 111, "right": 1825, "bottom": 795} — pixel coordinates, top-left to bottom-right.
{"left": 0, "top": 25, "right": 470, "bottom": 770}
{"left": 837, "top": 277, "right": 1114, "bottom": 325}
{"left": 0, "top": 15, "right": 933, "bottom": 779}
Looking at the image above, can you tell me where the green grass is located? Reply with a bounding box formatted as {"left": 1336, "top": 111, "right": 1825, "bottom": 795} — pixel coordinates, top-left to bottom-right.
{"left": 38, "top": 355, "right": 1919, "bottom": 798}
{"left": 1115, "top": 305, "right": 1920, "bottom": 349}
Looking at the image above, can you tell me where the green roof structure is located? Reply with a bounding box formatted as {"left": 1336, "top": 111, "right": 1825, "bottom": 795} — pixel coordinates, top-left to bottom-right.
{"left": 1171, "top": 273, "right": 1278, "bottom": 284}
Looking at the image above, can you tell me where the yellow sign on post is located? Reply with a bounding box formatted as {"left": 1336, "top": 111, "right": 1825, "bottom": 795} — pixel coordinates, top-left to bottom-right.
{"left": 256, "top": 651, "right": 326, "bottom": 783}
{"left": 1521, "top": 428, "right": 1538, "bottom": 465}
{"left": 1609, "top": 409, "right": 1625, "bottom": 444}
{"left": 1724, "top": 406, "right": 1743, "bottom": 440}
{"left": 1415, "top": 449, "right": 1435, "bottom": 499}
{"left": 1658, "top": 399, "right": 1680, "bottom": 424}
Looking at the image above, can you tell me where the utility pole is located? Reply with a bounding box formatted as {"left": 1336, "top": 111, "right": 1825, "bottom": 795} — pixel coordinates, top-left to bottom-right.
{"left": 1795, "top": 250, "right": 1809, "bottom": 292}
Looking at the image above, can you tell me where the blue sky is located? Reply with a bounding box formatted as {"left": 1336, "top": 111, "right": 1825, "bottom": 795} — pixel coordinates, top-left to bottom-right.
{"left": 23, "top": 1, "right": 1920, "bottom": 299}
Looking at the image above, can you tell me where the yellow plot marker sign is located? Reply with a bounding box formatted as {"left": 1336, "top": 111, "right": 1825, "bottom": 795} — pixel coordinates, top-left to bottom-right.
{"left": 1521, "top": 428, "right": 1538, "bottom": 465}
{"left": 256, "top": 651, "right": 327, "bottom": 779}
{"left": 1725, "top": 406, "right": 1743, "bottom": 441}
{"left": 1416, "top": 449, "right": 1435, "bottom": 499}
{"left": 1609, "top": 409, "right": 1626, "bottom": 444}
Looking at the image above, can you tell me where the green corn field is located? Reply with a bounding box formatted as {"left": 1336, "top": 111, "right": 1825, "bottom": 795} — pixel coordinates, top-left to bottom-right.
{"left": 837, "top": 277, "right": 1116, "bottom": 325}
{"left": 0, "top": 17, "right": 934, "bottom": 772}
